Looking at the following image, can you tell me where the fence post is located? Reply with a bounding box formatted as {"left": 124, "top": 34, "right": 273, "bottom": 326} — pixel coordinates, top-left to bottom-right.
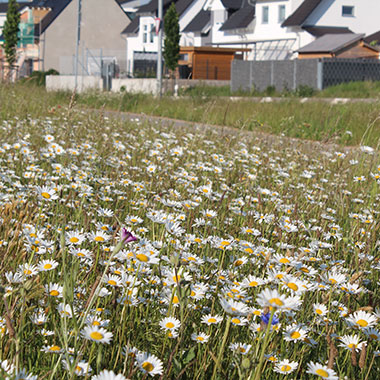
{"left": 317, "top": 59, "right": 323, "bottom": 90}
{"left": 249, "top": 61, "right": 253, "bottom": 91}
{"left": 270, "top": 61, "right": 274, "bottom": 86}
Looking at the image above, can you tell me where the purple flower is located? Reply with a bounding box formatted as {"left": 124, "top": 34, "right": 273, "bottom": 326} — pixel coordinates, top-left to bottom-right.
{"left": 121, "top": 228, "right": 137, "bottom": 244}
{"left": 261, "top": 312, "right": 279, "bottom": 325}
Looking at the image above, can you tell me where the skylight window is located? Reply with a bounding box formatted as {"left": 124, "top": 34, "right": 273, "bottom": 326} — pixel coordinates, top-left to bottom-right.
{"left": 342, "top": 6, "right": 354, "bottom": 17}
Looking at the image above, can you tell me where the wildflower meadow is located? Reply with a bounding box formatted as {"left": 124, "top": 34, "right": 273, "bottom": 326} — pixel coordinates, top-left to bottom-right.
{"left": 0, "top": 93, "right": 380, "bottom": 380}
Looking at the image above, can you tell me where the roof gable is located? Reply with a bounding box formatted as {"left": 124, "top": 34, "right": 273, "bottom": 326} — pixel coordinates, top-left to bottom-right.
{"left": 303, "top": 25, "right": 353, "bottom": 37}
{"left": 220, "top": 0, "right": 243, "bottom": 10}
{"left": 0, "top": 2, "right": 33, "bottom": 14}
{"left": 298, "top": 33, "right": 365, "bottom": 53}
{"left": 183, "top": 9, "right": 210, "bottom": 33}
{"left": 31, "top": 0, "right": 72, "bottom": 36}
{"left": 282, "top": 0, "right": 323, "bottom": 27}
{"left": 137, "top": 0, "right": 193, "bottom": 17}
{"left": 364, "top": 30, "right": 380, "bottom": 45}
{"left": 121, "top": 14, "right": 140, "bottom": 34}
{"left": 219, "top": 4, "right": 255, "bottom": 31}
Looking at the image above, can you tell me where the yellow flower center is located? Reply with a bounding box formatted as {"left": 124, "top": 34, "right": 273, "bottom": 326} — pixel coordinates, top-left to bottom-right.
{"left": 315, "top": 309, "right": 323, "bottom": 315}
{"left": 50, "top": 290, "right": 59, "bottom": 296}
{"left": 142, "top": 362, "right": 154, "bottom": 372}
{"left": 70, "top": 237, "right": 79, "bottom": 243}
{"left": 93, "top": 321, "right": 101, "bottom": 326}
{"left": 136, "top": 254, "right": 149, "bottom": 262}
{"left": 44, "top": 263, "right": 53, "bottom": 270}
{"left": 165, "top": 322, "right": 175, "bottom": 329}
{"left": 356, "top": 319, "right": 368, "bottom": 327}
{"left": 279, "top": 258, "right": 290, "bottom": 264}
{"left": 232, "top": 318, "right": 241, "bottom": 324}
{"left": 315, "top": 369, "right": 329, "bottom": 378}
{"left": 208, "top": 318, "right": 217, "bottom": 323}
{"left": 41, "top": 192, "right": 51, "bottom": 199}
{"left": 249, "top": 281, "right": 258, "bottom": 287}
{"left": 197, "top": 336, "right": 204, "bottom": 341}
{"left": 94, "top": 236, "right": 105, "bottom": 242}
{"left": 90, "top": 331, "right": 103, "bottom": 340}
{"left": 287, "top": 283, "right": 298, "bottom": 291}
{"left": 269, "top": 298, "right": 284, "bottom": 306}
{"left": 281, "top": 365, "right": 291, "bottom": 372}
{"left": 49, "top": 345, "right": 60, "bottom": 351}
{"left": 108, "top": 280, "right": 117, "bottom": 286}
{"left": 291, "top": 331, "right": 301, "bottom": 339}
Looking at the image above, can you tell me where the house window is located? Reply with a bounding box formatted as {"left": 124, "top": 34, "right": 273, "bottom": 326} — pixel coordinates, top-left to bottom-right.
{"left": 143, "top": 24, "right": 148, "bottom": 43}
{"left": 262, "top": 6, "right": 269, "bottom": 24}
{"left": 342, "top": 6, "right": 354, "bottom": 16}
{"left": 150, "top": 24, "right": 155, "bottom": 43}
{"left": 278, "top": 5, "right": 286, "bottom": 22}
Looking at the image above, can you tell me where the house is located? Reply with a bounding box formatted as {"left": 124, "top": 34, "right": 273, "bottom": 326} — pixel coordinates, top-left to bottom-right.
{"left": 1, "top": 0, "right": 131, "bottom": 77}
{"left": 282, "top": 0, "right": 380, "bottom": 58}
{"left": 33, "top": 0, "right": 131, "bottom": 75}
{"left": 298, "top": 33, "right": 380, "bottom": 59}
{"left": 0, "top": 1, "right": 36, "bottom": 78}
{"left": 183, "top": 0, "right": 380, "bottom": 60}
{"left": 121, "top": 0, "right": 206, "bottom": 76}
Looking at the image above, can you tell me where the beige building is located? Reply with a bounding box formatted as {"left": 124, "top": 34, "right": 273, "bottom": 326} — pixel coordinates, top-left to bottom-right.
{"left": 23, "top": 0, "right": 131, "bottom": 75}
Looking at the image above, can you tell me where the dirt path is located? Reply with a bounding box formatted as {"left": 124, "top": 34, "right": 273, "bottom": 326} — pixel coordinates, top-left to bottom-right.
{"left": 96, "top": 108, "right": 364, "bottom": 156}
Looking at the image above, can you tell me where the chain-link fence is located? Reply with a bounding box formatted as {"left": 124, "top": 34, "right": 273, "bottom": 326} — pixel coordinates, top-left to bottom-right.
{"left": 231, "top": 58, "right": 380, "bottom": 92}
{"left": 322, "top": 59, "right": 380, "bottom": 88}
{"left": 59, "top": 48, "right": 127, "bottom": 77}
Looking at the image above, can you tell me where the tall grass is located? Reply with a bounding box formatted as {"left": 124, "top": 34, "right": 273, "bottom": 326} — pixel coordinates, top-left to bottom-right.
{"left": 0, "top": 84, "right": 379, "bottom": 379}
{"left": 2, "top": 84, "right": 380, "bottom": 148}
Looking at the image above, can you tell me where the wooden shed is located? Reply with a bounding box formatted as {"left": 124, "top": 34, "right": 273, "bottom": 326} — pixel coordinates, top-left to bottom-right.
{"left": 298, "top": 33, "right": 380, "bottom": 59}
{"left": 178, "top": 46, "right": 249, "bottom": 80}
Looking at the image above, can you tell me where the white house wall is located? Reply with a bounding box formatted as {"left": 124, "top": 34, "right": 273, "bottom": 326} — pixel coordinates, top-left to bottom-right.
{"left": 0, "top": 14, "right": 6, "bottom": 31}
{"left": 126, "top": 0, "right": 207, "bottom": 74}
{"left": 208, "top": 0, "right": 301, "bottom": 60}
{"left": 41, "top": 0, "right": 130, "bottom": 73}
{"left": 305, "top": 0, "right": 380, "bottom": 35}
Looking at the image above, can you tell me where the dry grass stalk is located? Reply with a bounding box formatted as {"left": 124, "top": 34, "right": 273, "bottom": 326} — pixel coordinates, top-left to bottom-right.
{"left": 359, "top": 344, "right": 367, "bottom": 369}
{"left": 327, "top": 334, "right": 338, "bottom": 369}
{"left": 351, "top": 347, "right": 358, "bottom": 367}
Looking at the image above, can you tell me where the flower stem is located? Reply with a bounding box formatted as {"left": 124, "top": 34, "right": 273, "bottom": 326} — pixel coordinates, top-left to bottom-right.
{"left": 251, "top": 308, "right": 275, "bottom": 380}
{"left": 211, "top": 316, "right": 231, "bottom": 380}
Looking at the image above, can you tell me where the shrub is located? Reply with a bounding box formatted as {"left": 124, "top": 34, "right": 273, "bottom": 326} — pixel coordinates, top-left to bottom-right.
{"left": 20, "top": 69, "right": 59, "bottom": 86}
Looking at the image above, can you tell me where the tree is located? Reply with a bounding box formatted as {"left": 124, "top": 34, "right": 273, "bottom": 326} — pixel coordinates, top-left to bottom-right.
{"left": 163, "top": 2, "right": 180, "bottom": 76}
{"left": 3, "top": 0, "right": 21, "bottom": 70}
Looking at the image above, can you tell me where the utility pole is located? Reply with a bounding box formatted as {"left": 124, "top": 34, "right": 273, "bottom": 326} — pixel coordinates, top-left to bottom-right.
{"left": 156, "top": 0, "right": 163, "bottom": 97}
{"left": 74, "top": 0, "right": 82, "bottom": 90}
